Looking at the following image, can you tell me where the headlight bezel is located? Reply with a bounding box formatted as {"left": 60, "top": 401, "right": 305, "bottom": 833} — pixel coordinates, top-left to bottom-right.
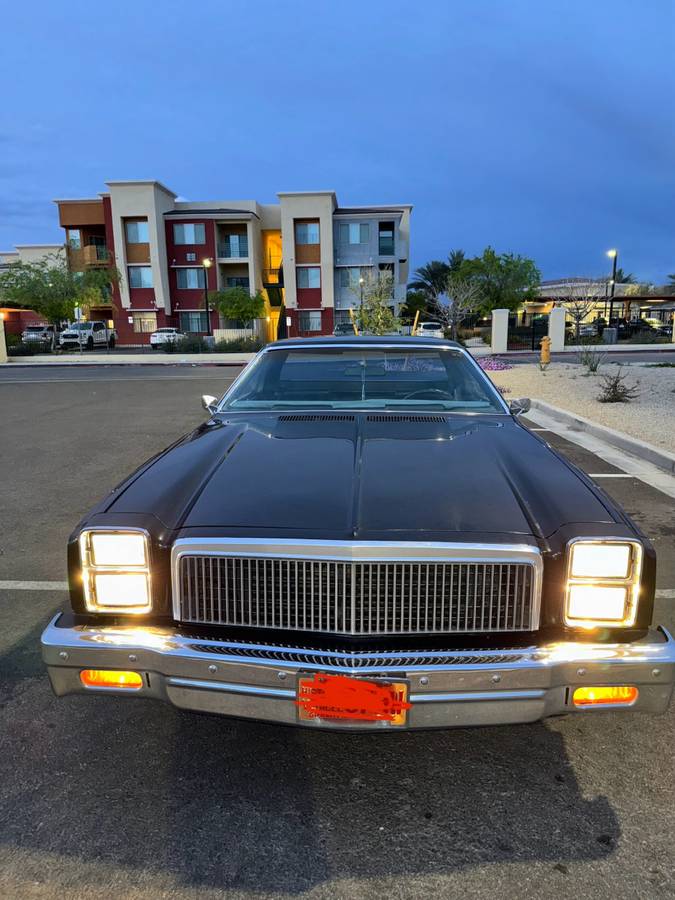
{"left": 79, "top": 527, "right": 153, "bottom": 615}
{"left": 564, "top": 537, "right": 643, "bottom": 629}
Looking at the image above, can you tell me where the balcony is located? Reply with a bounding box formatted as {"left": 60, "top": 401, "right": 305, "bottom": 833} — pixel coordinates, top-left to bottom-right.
{"left": 217, "top": 240, "right": 248, "bottom": 260}
{"left": 67, "top": 244, "right": 109, "bottom": 269}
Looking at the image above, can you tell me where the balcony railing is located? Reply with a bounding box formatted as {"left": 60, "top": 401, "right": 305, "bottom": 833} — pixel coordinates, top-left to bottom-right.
{"left": 67, "top": 244, "right": 109, "bottom": 269}
{"left": 217, "top": 242, "right": 248, "bottom": 259}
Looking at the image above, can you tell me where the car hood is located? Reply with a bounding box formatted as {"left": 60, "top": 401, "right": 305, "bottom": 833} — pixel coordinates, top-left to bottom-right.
{"left": 105, "top": 413, "right": 618, "bottom": 539}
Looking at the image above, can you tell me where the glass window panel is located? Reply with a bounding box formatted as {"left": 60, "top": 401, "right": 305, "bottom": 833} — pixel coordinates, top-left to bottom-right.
{"left": 295, "top": 222, "right": 319, "bottom": 245}
{"left": 176, "top": 267, "right": 205, "bottom": 289}
{"left": 360, "top": 223, "right": 370, "bottom": 243}
{"left": 67, "top": 229, "right": 81, "bottom": 249}
{"left": 297, "top": 267, "right": 320, "bottom": 289}
{"left": 126, "top": 221, "right": 149, "bottom": 243}
{"left": 128, "top": 266, "right": 153, "bottom": 288}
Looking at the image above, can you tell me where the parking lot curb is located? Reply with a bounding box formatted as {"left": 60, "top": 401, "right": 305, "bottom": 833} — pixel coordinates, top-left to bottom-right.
{"left": 531, "top": 399, "right": 675, "bottom": 475}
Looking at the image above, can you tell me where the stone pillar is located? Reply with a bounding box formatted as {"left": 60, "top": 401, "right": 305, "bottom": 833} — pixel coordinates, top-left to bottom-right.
{"left": 548, "top": 305, "right": 567, "bottom": 352}
{"left": 491, "top": 309, "right": 509, "bottom": 353}
{"left": 0, "top": 316, "right": 7, "bottom": 364}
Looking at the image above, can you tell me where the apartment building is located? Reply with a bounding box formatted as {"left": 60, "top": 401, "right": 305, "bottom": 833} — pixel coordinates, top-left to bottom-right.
{"left": 54, "top": 182, "right": 412, "bottom": 345}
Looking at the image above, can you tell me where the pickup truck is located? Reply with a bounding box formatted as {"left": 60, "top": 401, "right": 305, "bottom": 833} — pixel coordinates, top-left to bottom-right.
{"left": 59, "top": 321, "right": 116, "bottom": 350}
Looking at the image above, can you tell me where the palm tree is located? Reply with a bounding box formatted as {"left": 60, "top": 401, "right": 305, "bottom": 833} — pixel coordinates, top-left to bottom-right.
{"left": 408, "top": 260, "right": 450, "bottom": 300}
{"left": 615, "top": 268, "right": 636, "bottom": 284}
{"left": 448, "top": 249, "right": 465, "bottom": 274}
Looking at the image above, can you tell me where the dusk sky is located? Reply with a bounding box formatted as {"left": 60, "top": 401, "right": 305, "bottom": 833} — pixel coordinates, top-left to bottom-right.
{"left": 2, "top": 0, "right": 674, "bottom": 282}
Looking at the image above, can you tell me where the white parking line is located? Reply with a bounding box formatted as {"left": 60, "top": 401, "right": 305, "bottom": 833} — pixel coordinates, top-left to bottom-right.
{"left": 0, "top": 580, "right": 69, "bottom": 591}
{"left": 587, "top": 473, "right": 633, "bottom": 478}
{"left": 1, "top": 580, "right": 673, "bottom": 598}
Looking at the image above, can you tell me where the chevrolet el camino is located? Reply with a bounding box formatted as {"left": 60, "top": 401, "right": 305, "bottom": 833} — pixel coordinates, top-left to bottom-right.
{"left": 41, "top": 337, "right": 675, "bottom": 729}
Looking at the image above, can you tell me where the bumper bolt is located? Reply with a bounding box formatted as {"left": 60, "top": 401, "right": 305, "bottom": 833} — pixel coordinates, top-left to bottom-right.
{"left": 652, "top": 668, "right": 661, "bottom": 677}
{"left": 208, "top": 664, "right": 217, "bottom": 674}
{"left": 59, "top": 651, "right": 68, "bottom": 661}
{"left": 491, "top": 674, "right": 501, "bottom": 684}
{"left": 278, "top": 671, "right": 287, "bottom": 681}
{"left": 419, "top": 676, "right": 429, "bottom": 686}
{"left": 128, "top": 654, "right": 137, "bottom": 662}
{"left": 577, "top": 668, "right": 586, "bottom": 677}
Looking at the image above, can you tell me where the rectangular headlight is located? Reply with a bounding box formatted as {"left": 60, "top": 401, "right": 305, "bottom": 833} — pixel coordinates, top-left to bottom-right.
{"left": 90, "top": 532, "right": 147, "bottom": 567}
{"left": 80, "top": 529, "right": 152, "bottom": 614}
{"left": 570, "top": 543, "right": 630, "bottom": 579}
{"left": 567, "top": 585, "right": 627, "bottom": 622}
{"left": 565, "top": 539, "right": 642, "bottom": 628}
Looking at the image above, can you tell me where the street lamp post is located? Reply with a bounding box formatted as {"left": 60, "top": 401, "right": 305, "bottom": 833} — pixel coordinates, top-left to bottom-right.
{"left": 202, "top": 258, "right": 213, "bottom": 336}
{"left": 607, "top": 249, "right": 618, "bottom": 323}
{"left": 359, "top": 276, "right": 365, "bottom": 312}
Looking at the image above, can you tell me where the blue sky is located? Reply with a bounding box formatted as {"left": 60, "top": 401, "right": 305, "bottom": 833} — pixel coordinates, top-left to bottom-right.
{"left": 1, "top": 0, "right": 674, "bottom": 281}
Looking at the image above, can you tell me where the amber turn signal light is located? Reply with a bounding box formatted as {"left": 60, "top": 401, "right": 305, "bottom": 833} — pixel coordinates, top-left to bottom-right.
{"left": 573, "top": 685, "right": 638, "bottom": 707}
{"left": 80, "top": 669, "right": 143, "bottom": 690}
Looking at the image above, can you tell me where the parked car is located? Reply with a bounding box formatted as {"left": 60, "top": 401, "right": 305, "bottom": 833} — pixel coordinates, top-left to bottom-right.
{"left": 638, "top": 317, "right": 672, "bottom": 337}
{"left": 333, "top": 322, "right": 357, "bottom": 336}
{"left": 59, "top": 321, "right": 116, "bottom": 350}
{"left": 42, "top": 335, "right": 674, "bottom": 731}
{"left": 416, "top": 321, "right": 445, "bottom": 338}
{"left": 150, "top": 327, "right": 188, "bottom": 348}
{"left": 21, "top": 324, "right": 56, "bottom": 348}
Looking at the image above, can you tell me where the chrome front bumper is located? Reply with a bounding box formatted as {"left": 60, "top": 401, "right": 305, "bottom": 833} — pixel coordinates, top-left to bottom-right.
{"left": 41, "top": 615, "right": 675, "bottom": 730}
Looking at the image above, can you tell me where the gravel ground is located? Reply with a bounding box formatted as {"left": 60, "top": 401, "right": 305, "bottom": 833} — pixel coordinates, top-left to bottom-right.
{"left": 486, "top": 360, "right": 675, "bottom": 452}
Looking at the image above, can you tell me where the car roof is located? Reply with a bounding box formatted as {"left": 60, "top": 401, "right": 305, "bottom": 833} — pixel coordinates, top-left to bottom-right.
{"left": 269, "top": 335, "right": 463, "bottom": 350}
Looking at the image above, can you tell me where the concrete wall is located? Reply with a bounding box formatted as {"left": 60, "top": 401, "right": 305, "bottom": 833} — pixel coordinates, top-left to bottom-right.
{"left": 278, "top": 192, "right": 336, "bottom": 310}
{"left": 106, "top": 181, "right": 177, "bottom": 312}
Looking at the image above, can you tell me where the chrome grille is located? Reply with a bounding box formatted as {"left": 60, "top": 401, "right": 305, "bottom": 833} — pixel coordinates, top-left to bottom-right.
{"left": 177, "top": 556, "right": 537, "bottom": 635}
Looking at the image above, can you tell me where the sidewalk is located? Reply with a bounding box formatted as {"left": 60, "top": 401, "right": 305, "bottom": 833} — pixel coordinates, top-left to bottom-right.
{"left": 1, "top": 351, "right": 257, "bottom": 366}
{"left": 2, "top": 342, "right": 673, "bottom": 366}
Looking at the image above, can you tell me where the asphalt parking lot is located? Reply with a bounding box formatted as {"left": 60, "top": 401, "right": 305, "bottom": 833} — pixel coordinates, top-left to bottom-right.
{"left": 0, "top": 365, "right": 673, "bottom": 900}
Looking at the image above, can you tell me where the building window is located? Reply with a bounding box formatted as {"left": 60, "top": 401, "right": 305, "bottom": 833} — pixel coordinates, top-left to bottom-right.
{"left": 297, "top": 266, "right": 321, "bottom": 289}
{"left": 173, "top": 223, "right": 206, "bottom": 245}
{"left": 333, "top": 309, "right": 353, "bottom": 325}
{"left": 128, "top": 266, "right": 153, "bottom": 288}
{"left": 226, "top": 276, "right": 250, "bottom": 289}
{"left": 186, "top": 252, "right": 196, "bottom": 262}
{"left": 125, "top": 220, "right": 149, "bottom": 243}
{"left": 295, "top": 222, "right": 320, "bottom": 245}
{"left": 218, "top": 234, "right": 248, "bottom": 258}
{"left": 339, "top": 267, "right": 367, "bottom": 288}
{"left": 338, "top": 223, "right": 369, "bottom": 245}
{"left": 179, "top": 311, "right": 209, "bottom": 333}
{"left": 132, "top": 312, "right": 157, "bottom": 333}
{"left": 378, "top": 221, "right": 395, "bottom": 256}
{"left": 176, "top": 267, "right": 206, "bottom": 289}
{"left": 298, "top": 310, "right": 322, "bottom": 332}
{"left": 67, "top": 229, "right": 81, "bottom": 249}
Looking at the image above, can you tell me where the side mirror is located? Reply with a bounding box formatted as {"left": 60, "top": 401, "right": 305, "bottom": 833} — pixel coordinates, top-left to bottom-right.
{"left": 201, "top": 394, "right": 218, "bottom": 415}
{"left": 509, "top": 397, "right": 531, "bottom": 416}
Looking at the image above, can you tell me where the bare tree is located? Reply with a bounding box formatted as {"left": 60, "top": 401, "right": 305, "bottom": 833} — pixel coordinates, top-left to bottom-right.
{"left": 431, "top": 277, "right": 482, "bottom": 341}
{"left": 555, "top": 281, "right": 599, "bottom": 343}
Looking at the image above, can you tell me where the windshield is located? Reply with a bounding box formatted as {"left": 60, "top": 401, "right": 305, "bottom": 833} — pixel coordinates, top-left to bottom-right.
{"left": 25, "top": 326, "right": 46, "bottom": 332}
{"left": 222, "top": 347, "right": 505, "bottom": 413}
{"left": 67, "top": 323, "right": 91, "bottom": 331}
{"left": 420, "top": 323, "right": 441, "bottom": 330}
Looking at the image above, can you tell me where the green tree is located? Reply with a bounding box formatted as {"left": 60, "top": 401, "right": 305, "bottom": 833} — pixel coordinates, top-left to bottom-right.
{"left": 0, "top": 253, "right": 120, "bottom": 334}
{"left": 211, "top": 287, "right": 265, "bottom": 328}
{"left": 407, "top": 260, "right": 450, "bottom": 301}
{"left": 457, "top": 247, "right": 541, "bottom": 312}
{"left": 447, "top": 249, "right": 466, "bottom": 274}
{"left": 353, "top": 271, "right": 399, "bottom": 335}
{"left": 400, "top": 290, "right": 429, "bottom": 323}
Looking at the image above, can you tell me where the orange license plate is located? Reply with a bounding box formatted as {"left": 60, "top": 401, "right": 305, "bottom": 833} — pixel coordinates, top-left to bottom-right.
{"left": 297, "top": 673, "right": 411, "bottom": 725}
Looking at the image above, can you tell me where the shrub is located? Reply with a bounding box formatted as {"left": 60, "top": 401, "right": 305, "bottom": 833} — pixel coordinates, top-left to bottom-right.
{"left": 597, "top": 369, "right": 639, "bottom": 403}
{"left": 214, "top": 337, "right": 264, "bottom": 353}
{"left": 577, "top": 342, "right": 606, "bottom": 374}
{"left": 178, "top": 336, "right": 207, "bottom": 353}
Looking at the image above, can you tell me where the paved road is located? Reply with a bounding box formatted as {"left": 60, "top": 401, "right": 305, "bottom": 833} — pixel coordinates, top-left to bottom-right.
{"left": 0, "top": 368, "right": 673, "bottom": 899}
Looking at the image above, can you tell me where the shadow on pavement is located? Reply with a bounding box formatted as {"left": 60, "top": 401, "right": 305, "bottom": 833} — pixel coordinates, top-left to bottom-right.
{"left": 0, "top": 621, "right": 619, "bottom": 894}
